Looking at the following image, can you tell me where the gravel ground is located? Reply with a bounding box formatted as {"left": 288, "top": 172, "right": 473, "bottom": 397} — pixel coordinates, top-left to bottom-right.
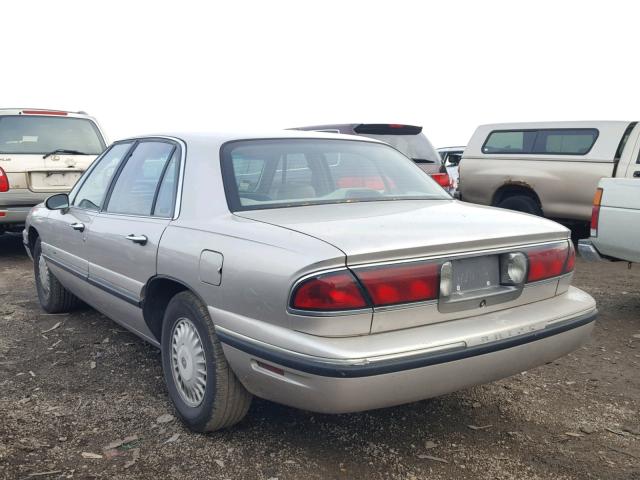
{"left": 0, "top": 232, "right": 638, "bottom": 480}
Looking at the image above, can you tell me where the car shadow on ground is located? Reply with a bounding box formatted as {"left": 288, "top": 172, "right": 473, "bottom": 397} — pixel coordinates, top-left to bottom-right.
{"left": 0, "top": 232, "right": 26, "bottom": 260}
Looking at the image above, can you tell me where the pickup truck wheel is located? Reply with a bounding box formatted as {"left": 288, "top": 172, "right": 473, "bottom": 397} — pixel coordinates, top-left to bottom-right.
{"left": 496, "top": 195, "right": 542, "bottom": 216}
{"left": 33, "top": 238, "right": 81, "bottom": 313}
{"left": 161, "top": 291, "right": 252, "bottom": 432}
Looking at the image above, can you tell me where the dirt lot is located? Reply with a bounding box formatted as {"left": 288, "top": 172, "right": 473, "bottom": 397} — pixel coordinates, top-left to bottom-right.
{"left": 0, "top": 233, "right": 638, "bottom": 480}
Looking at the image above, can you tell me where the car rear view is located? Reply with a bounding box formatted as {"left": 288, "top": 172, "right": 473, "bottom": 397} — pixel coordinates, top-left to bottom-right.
{"left": 0, "top": 108, "right": 107, "bottom": 233}
{"left": 292, "top": 123, "right": 453, "bottom": 191}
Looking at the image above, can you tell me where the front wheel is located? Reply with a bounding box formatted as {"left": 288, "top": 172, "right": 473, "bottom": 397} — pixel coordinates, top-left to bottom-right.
{"left": 161, "top": 291, "right": 252, "bottom": 432}
{"left": 33, "top": 237, "right": 81, "bottom": 313}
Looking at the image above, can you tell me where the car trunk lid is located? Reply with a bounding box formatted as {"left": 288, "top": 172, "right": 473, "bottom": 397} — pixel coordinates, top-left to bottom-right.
{"left": 238, "top": 200, "right": 571, "bottom": 334}
{"left": 236, "top": 200, "right": 569, "bottom": 265}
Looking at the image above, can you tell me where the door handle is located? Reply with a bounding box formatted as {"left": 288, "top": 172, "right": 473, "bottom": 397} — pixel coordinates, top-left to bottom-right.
{"left": 70, "top": 222, "right": 85, "bottom": 232}
{"left": 125, "top": 234, "right": 148, "bottom": 245}
{"left": 633, "top": 171, "right": 640, "bottom": 178}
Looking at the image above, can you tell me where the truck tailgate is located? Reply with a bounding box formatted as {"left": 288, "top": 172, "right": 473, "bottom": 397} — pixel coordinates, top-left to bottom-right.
{"left": 593, "top": 178, "right": 640, "bottom": 262}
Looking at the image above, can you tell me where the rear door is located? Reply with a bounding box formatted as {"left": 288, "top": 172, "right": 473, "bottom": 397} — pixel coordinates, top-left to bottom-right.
{"left": 85, "top": 139, "right": 181, "bottom": 337}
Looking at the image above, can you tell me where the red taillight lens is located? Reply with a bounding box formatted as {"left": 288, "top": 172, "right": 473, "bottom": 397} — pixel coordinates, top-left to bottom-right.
{"left": 590, "top": 188, "right": 603, "bottom": 237}
{"left": 356, "top": 262, "right": 440, "bottom": 307}
{"left": 0, "top": 167, "right": 9, "bottom": 192}
{"left": 291, "top": 271, "right": 368, "bottom": 311}
{"left": 21, "top": 109, "right": 68, "bottom": 116}
{"left": 526, "top": 243, "right": 571, "bottom": 283}
{"left": 429, "top": 172, "right": 451, "bottom": 188}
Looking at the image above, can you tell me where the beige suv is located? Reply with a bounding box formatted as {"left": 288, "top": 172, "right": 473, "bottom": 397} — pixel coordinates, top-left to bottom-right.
{"left": 0, "top": 108, "right": 107, "bottom": 234}
{"left": 459, "top": 121, "right": 638, "bottom": 224}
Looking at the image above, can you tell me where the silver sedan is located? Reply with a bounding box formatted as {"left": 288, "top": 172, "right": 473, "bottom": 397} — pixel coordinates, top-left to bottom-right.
{"left": 23, "top": 131, "right": 597, "bottom": 432}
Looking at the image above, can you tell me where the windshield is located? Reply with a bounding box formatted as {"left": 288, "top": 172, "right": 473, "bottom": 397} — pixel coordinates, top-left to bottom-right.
{"left": 222, "top": 139, "right": 451, "bottom": 211}
{"left": 358, "top": 132, "right": 441, "bottom": 163}
{"left": 0, "top": 115, "right": 105, "bottom": 154}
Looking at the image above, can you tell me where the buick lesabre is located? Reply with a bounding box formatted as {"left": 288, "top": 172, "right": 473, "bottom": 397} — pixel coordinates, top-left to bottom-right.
{"left": 23, "top": 131, "right": 597, "bottom": 431}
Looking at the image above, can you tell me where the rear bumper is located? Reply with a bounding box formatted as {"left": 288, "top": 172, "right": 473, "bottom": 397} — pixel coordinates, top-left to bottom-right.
{"left": 217, "top": 288, "right": 596, "bottom": 413}
{"left": 578, "top": 239, "right": 603, "bottom": 262}
{"left": 0, "top": 190, "right": 46, "bottom": 226}
{"left": 0, "top": 206, "right": 32, "bottom": 226}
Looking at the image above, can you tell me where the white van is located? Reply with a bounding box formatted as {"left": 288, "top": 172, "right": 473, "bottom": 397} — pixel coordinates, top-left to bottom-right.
{"left": 0, "top": 108, "right": 108, "bottom": 233}
{"left": 459, "top": 121, "right": 637, "bottom": 223}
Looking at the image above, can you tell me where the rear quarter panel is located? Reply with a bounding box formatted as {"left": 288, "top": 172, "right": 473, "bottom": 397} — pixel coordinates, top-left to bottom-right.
{"left": 460, "top": 157, "right": 613, "bottom": 220}
{"left": 157, "top": 216, "right": 374, "bottom": 337}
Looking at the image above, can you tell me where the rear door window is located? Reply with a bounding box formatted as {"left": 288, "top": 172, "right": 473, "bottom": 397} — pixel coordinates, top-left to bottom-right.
{"left": 106, "top": 141, "right": 176, "bottom": 216}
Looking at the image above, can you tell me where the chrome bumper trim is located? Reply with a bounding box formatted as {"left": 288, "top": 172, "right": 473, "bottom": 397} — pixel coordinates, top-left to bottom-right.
{"left": 578, "top": 239, "right": 603, "bottom": 262}
{"left": 217, "top": 309, "right": 597, "bottom": 378}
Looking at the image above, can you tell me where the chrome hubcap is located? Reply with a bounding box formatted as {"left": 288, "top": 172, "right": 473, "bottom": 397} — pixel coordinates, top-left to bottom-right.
{"left": 38, "top": 255, "right": 50, "bottom": 296}
{"left": 171, "top": 318, "right": 207, "bottom": 407}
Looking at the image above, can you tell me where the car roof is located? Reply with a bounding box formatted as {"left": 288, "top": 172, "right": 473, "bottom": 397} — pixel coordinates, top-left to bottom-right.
{"left": 476, "top": 120, "right": 633, "bottom": 130}
{"left": 118, "top": 129, "right": 385, "bottom": 145}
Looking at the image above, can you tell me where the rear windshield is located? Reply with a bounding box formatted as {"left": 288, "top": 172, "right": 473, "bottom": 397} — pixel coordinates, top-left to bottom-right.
{"left": 0, "top": 115, "right": 105, "bottom": 154}
{"left": 482, "top": 128, "right": 599, "bottom": 155}
{"left": 222, "top": 139, "right": 450, "bottom": 211}
{"left": 356, "top": 132, "right": 441, "bottom": 164}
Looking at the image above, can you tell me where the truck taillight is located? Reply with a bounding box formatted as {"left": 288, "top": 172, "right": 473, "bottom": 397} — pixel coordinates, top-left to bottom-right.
{"left": 291, "top": 271, "right": 368, "bottom": 311}
{"left": 355, "top": 262, "right": 440, "bottom": 307}
{"left": 0, "top": 167, "right": 9, "bottom": 192}
{"left": 430, "top": 172, "right": 451, "bottom": 188}
{"left": 526, "top": 242, "right": 574, "bottom": 283}
{"left": 590, "top": 188, "right": 603, "bottom": 237}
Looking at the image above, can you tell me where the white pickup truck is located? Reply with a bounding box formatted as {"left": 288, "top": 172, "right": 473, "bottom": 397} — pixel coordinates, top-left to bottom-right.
{"left": 578, "top": 178, "right": 640, "bottom": 264}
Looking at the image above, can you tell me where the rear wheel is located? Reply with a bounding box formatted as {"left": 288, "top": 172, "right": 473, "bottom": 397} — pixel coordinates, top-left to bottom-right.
{"left": 33, "top": 237, "right": 81, "bottom": 313}
{"left": 161, "top": 291, "right": 252, "bottom": 432}
{"left": 496, "top": 195, "right": 542, "bottom": 216}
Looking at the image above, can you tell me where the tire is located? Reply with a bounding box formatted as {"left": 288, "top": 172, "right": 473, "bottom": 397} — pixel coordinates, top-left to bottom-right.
{"left": 496, "top": 195, "right": 543, "bottom": 216}
{"left": 33, "top": 237, "right": 81, "bottom": 313}
{"left": 161, "top": 291, "right": 252, "bottom": 432}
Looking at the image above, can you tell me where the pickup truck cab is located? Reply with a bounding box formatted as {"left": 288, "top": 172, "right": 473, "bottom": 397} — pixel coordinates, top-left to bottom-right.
{"left": 459, "top": 121, "right": 639, "bottom": 224}
{"left": 0, "top": 108, "right": 107, "bottom": 234}
{"left": 579, "top": 178, "right": 640, "bottom": 263}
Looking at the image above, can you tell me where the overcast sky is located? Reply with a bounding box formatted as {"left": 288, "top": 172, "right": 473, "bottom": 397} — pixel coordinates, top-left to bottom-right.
{"left": 4, "top": 0, "right": 639, "bottom": 147}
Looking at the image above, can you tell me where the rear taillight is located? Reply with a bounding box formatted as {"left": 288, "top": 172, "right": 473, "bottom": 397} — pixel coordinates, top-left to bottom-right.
{"left": 356, "top": 262, "right": 440, "bottom": 307}
{"left": 526, "top": 242, "right": 573, "bottom": 283}
{"left": 21, "top": 109, "right": 68, "bottom": 116}
{"left": 0, "top": 167, "right": 9, "bottom": 192}
{"left": 291, "top": 271, "right": 368, "bottom": 311}
{"left": 590, "top": 188, "right": 603, "bottom": 237}
{"left": 429, "top": 172, "right": 451, "bottom": 188}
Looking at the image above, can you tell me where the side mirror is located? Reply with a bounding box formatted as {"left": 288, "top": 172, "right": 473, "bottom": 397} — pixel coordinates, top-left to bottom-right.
{"left": 45, "top": 193, "right": 70, "bottom": 211}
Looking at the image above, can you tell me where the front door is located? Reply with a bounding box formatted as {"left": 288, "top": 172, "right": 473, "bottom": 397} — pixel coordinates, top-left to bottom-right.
{"left": 85, "top": 140, "right": 181, "bottom": 339}
{"left": 41, "top": 142, "right": 134, "bottom": 276}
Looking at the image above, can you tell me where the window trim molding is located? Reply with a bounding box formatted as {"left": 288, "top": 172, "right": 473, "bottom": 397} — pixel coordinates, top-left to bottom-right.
{"left": 481, "top": 128, "right": 600, "bottom": 156}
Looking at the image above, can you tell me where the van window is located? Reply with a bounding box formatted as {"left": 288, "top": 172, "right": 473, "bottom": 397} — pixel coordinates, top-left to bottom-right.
{"left": 0, "top": 115, "right": 105, "bottom": 154}
{"left": 482, "top": 129, "right": 598, "bottom": 155}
